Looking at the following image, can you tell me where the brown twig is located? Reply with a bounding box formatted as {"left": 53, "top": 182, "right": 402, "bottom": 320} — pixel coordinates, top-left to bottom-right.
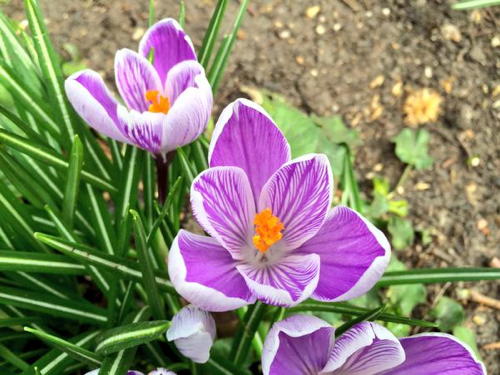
{"left": 483, "top": 342, "right": 500, "bottom": 351}
{"left": 469, "top": 290, "right": 500, "bottom": 310}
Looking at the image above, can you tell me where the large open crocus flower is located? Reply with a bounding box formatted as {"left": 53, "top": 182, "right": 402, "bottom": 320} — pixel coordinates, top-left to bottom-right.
{"left": 65, "top": 18, "right": 212, "bottom": 156}
{"left": 262, "top": 315, "right": 486, "bottom": 375}
{"left": 168, "top": 98, "right": 390, "bottom": 311}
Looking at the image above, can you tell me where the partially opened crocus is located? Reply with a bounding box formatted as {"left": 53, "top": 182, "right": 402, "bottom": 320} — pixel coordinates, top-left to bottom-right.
{"left": 85, "top": 371, "right": 144, "bottom": 375}
{"left": 166, "top": 304, "right": 216, "bottom": 363}
{"left": 169, "top": 98, "right": 390, "bottom": 311}
{"left": 262, "top": 315, "right": 486, "bottom": 375}
{"left": 65, "top": 18, "right": 212, "bottom": 157}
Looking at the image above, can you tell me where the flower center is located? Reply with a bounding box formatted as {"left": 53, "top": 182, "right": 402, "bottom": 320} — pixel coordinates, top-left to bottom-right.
{"left": 252, "top": 208, "right": 284, "bottom": 253}
{"left": 145, "top": 90, "right": 170, "bottom": 114}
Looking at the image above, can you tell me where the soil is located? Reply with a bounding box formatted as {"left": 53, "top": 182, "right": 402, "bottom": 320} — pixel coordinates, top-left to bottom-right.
{"left": 2, "top": 0, "right": 499, "bottom": 372}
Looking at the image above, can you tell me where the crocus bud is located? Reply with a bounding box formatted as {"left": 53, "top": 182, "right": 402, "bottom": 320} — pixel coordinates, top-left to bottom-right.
{"left": 166, "top": 305, "right": 216, "bottom": 363}
{"left": 148, "top": 368, "right": 176, "bottom": 375}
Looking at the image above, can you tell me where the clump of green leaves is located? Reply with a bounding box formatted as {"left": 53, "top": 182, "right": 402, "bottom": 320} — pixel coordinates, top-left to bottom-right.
{"left": 393, "top": 128, "right": 433, "bottom": 170}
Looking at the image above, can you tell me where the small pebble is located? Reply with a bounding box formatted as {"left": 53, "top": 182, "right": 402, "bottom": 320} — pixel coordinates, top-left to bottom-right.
{"left": 491, "top": 36, "right": 500, "bottom": 48}
{"left": 373, "top": 163, "right": 384, "bottom": 172}
{"left": 132, "top": 27, "right": 145, "bottom": 41}
{"left": 310, "top": 69, "right": 319, "bottom": 77}
{"left": 473, "top": 314, "right": 486, "bottom": 326}
{"left": 305, "top": 5, "right": 321, "bottom": 19}
{"left": 370, "top": 75, "right": 385, "bottom": 89}
{"left": 441, "top": 24, "right": 461, "bottom": 42}
{"left": 315, "top": 25, "right": 327, "bottom": 35}
{"left": 296, "top": 56, "right": 305, "bottom": 65}
{"left": 333, "top": 23, "right": 342, "bottom": 32}
{"left": 278, "top": 30, "right": 291, "bottom": 39}
{"left": 382, "top": 8, "right": 391, "bottom": 16}
{"left": 424, "top": 66, "right": 433, "bottom": 78}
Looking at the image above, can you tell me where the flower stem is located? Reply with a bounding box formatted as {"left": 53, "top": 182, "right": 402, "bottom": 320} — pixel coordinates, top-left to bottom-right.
{"left": 155, "top": 151, "right": 176, "bottom": 205}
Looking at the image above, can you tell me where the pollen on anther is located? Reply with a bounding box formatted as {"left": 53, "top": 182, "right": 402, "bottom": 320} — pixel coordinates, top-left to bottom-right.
{"left": 253, "top": 208, "right": 284, "bottom": 253}
{"left": 145, "top": 90, "right": 170, "bottom": 114}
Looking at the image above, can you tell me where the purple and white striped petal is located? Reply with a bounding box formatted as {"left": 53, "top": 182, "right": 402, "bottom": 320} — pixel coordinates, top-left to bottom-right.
{"left": 138, "top": 18, "right": 196, "bottom": 84}
{"left": 117, "top": 107, "right": 165, "bottom": 154}
{"left": 166, "top": 305, "right": 216, "bottom": 363}
{"left": 85, "top": 371, "right": 144, "bottom": 375}
{"left": 262, "top": 315, "right": 334, "bottom": 375}
{"left": 258, "top": 154, "right": 332, "bottom": 251}
{"left": 380, "top": 333, "right": 486, "bottom": 375}
{"left": 165, "top": 60, "right": 206, "bottom": 103}
{"left": 65, "top": 70, "right": 128, "bottom": 143}
{"left": 191, "top": 167, "right": 255, "bottom": 258}
{"left": 168, "top": 230, "right": 255, "bottom": 312}
{"left": 297, "top": 206, "right": 390, "bottom": 302}
{"left": 160, "top": 72, "right": 212, "bottom": 154}
{"left": 148, "top": 369, "right": 176, "bottom": 375}
{"left": 236, "top": 253, "right": 320, "bottom": 306}
{"left": 115, "top": 49, "right": 162, "bottom": 112}
{"left": 209, "top": 99, "right": 291, "bottom": 203}
{"left": 322, "top": 322, "right": 405, "bottom": 374}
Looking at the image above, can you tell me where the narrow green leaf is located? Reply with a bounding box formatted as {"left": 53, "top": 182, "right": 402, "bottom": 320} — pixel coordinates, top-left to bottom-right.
{"left": 0, "top": 286, "right": 108, "bottom": 325}
{"left": 130, "top": 210, "right": 165, "bottom": 320}
{"left": 340, "top": 144, "right": 363, "bottom": 213}
{"left": 230, "top": 301, "right": 266, "bottom": 366}
{"left": 335, "top": 305, "right": 386, "bottom": 337}
{"left": 96, "top": 320, "right": 170, "bottom": 355}
{"left": 0, "top": 316, "right": 43, "bottom": 328}
{"left": 24, "top": 0, "right": 75, "bottom": 141}
{"left": 62, "top": 135, "right": 84, "bottom": 228}
{"left": 24, "top": 327, "right": 102, "bottom": 366}
{"left": 290, "top": 302, "right": 437, "bottom": 328}
{"left": 0, "top": 343, "right": 29, "bottom": 370}
{"left": 0, "top": 104, "right": 45, "bottom": 143}
{"left": 0, "top": 251, "right": 85, "bottom": 275}
{"left": 452, "top": 0, "right": 500, "bottom": 10}
{"left": 0, "top": 130, "right": 116, "bottom": 193}
{"left": 198, "top": 0, "right": 229, "bottom": 68}
{"left": 148, "top": 0, "right": 156, "bottom": 27}
{"left": 34, "top": 233, "right": 175, "bottom": 294}
{"left": 208, "top": 0, "right": 249, "bottom": 93}
{"left": 176, "top": 147, "right": 196, "bottom": 184}
{"left": 178, "top": 0, "right": 186, "bottom": 28}
{"left": 378, "top": 268, "right": 500, "bottom": 286}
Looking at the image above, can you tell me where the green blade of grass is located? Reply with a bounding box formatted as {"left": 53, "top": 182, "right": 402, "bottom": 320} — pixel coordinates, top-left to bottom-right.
{"left": 130, "top": 210, "right": 165, "bottom": 320}
{"left": 340, "top": 144, "right": 362, "bottom": 213}
{"left": 0, "top": 104, "right": 46, "bottom": 143}
{"left": 289, "top": 302, "right": 437, "bottom": 328}
{"left": 378, "top": 267, "right": 500, "bottom": 286}
{"left": 207, "top": 0, "right": 249, "bottom": 94}
{"left": 34, "top": 233, "right": 175, "bottom": 294}
{"left": 95, "top": 320, "right": 170, "bottom": 355}
{"left": 0, "top": 251, "right": 85, "bottom": 275}
{"left": 452, "top": 0, "right": 500, "bottom": 9}
{"left": 0, "top": 286, "right": 108, "bottom": 325}
{"left": 178, "top": 0, "right": 186, "bottom": 28}
{"left": 0, "top": 129, "right": 116, "bottom": 193}
{"left": 198, "top": 0, "right": 229, "bottom": 68}
{"left": 24, "top": 327, "right": 102, "bottom": 366}
{"left": 0, "top": 344, "right": 29, "bottom": 371}
{"left": 62, "top": 135, "right": 84, "bottom": 228}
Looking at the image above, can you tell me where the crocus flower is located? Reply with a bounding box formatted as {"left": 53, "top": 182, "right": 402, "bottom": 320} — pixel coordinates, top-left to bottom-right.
{"left": 262, "top": 315, "right": 486, "bottom": 375}
{"left": 166, "top": 304, "right": 216, "bottom": 363}
{"left": 169, "top": 98, "right": 390, "bottom": 311}
{"left": 65, "top": 18, "right": 212, "bottom": 156}
{"left": 86, "top": 369, "right": 176, "bottom": 375}
{"left": 85, "top": 371, "right": 143, "bottom": 375}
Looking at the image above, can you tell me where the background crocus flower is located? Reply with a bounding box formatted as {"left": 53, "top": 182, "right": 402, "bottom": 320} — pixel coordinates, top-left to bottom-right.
{"left": 148, "top": 369, "right": 177, "bottom": 375}
{"left": 169, "top": 98, "right": 390, "bottom": 311}
{"left": 65, "top": 18, "right": 212, "bottom": 157}
{"left": 85, "top": 371, "right": 143, "bottom": 375}
{"left": 166, "top": 304, "right": 216, "bottom": 363}
{"left": 262, "top": 315, "right": 486, "bottom": 375}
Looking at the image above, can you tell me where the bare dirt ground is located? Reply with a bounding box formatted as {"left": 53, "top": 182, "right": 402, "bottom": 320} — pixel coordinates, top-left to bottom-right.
{"left": 3, "top": 0, "right": 499, "bottom": 371}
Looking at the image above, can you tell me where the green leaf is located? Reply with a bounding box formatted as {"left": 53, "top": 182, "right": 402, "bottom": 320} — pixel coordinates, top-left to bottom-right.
{"left": 130, "top": 210, "right": 165, "bottom": 320}
{"left": 452, "top": 0, "right": 500, "bottom": 10}
{"left": 388, "top": 217, "right": 415, "bottom": 250}
{"left": 452, "top": 325, "right": 482, "bottom": 360}
{"left": 95, "top": 320, "right": 170, "bottom": 355}
{"left": 148, "top": 0, "right": 156, "bottom": 27}
{"left": 207, "top": 0, "right": 249, "bottom": 93}
{"left": 0, "top": 343, "right": 29, "bottom": 370}
{"left": 335, "top": 305, "right": 386, "bottom": 337}
{"left": 0, "top": 251, "right": 85, "bottom": 275}
{"left": 393, "top": 128, "right": 433, "bottom": 169}
{"left": 289, "top": 302, "right": 436, "bottom": 328}
{"left": 313, "top": 115, "right": 360, "bottom": 149}
{"left": 62, "top": 135, "right": 84, "bottom": 228}
{"left": 24, "top": 327, "right": 102, "bottom": 366}
{"left": 198, "top": 0, "right": 229, "bottom": 68}
{"left": 386, "top": 257, "right": 426, "bottom": 316}
{"left": 230, "top": 302, "right": 266, "bottom": 366}
{"left": 178, "top": 0, "right": 186, "bottom": 28}
{"left": 430, "top": 297, "right": 465, "bottom": 331}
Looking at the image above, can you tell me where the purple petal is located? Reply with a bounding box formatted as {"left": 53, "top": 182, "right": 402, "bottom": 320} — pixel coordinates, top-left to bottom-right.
{"left": 115, "top": 48, "right": 162, "bottom": 112}
{"left": 166, "top": 305, "right": 216, "bottom": 363}
{"left": 165, "top": 60, "right": 207, "bottom": 103}
{"left": 148, "top": 369, "right": 176, "bottom": 375}
{"left": 139, "top": 18, "right": 196, "bottom": 84}
{"left": 161, "top": 71, "right": 212, "bottom": 154}
{"left": 208, "top": 99, "right": 291, "bottom": 202}
{"left": 236, "top": 253, "right": 320, "bottom": 306}
{"left": 191, "top": 167, "right": 255, "bottom": 259}
{"left": 262, "top": 315, "right": 334, "bottom": 375}
{"left": 65, "top": 70, "right": 128, "bottom": 142}
{"left": 323, "top": 322, "right": 405, "bottom": 374}
{"left": 168, "top": 230, "right": 255, "bottom": 312}
{"left": 380, "top": 333, "right": 486, "bottom": 375}
{"left": 117, "top": 107, "right": 165, "bottom": 154}
{"left": 297, "top": 206, "right": 390, "bottom": 302}
{"left": 258, "top": 154, "right": 332, "bottom": 251}
{"left": 85, "top": 371, "right": 144, "bottom": 375}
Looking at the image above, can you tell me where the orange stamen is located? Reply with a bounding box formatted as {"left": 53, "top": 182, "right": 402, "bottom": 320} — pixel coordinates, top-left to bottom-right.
{"left": 145, "top": 90, "right": 170, "bottom": 114}
{"left": 253, "top": 208, "right": 284, "bottom": 253}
